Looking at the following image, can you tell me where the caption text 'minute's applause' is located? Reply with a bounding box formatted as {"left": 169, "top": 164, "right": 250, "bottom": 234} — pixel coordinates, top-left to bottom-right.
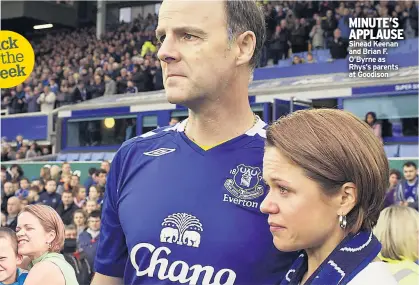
{"left": 347, "top": 17, "right": 403, "bottom": 78}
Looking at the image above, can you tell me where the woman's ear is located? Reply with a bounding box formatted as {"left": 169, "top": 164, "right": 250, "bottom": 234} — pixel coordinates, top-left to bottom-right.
{"left": 46, "top": 230, "right": 57, "bottom": 244}
{"left": 336, "top": 182, "right": 358, "bottom": 216}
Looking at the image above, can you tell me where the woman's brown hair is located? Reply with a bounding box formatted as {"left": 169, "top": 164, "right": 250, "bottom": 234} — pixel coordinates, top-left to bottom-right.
{"left": 266, "top": 109, "right": 389, "bottom": 233}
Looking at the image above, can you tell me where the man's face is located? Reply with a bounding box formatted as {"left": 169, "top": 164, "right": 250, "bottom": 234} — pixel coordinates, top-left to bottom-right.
{"left": 46, "top": 181, "right": 57, "bottom": 194}
{"left": 403, "top": 166, "right": 417, "bottom": 182}
{"left": 88, "top": 217, "right": 101, "bottom": 231}
{"left": 100, "top": 162, "right": 110, "bottom": 173}
{"left": 4, "top": 183, "right": 13, "bottom": 196}
{"left": 65, "top": 229, "right": 77, "bottom": 239}
{"left": 7, "top": 198, "right": 21, "bottom": 216}
{"left": 62, "top": 192, "right": 73, "bottom": 206}
{"left": 156, "top": 0, "right": 238, "bottom": 106}
{"left": 98, "top": 173, "right": 107, "bottom": 186}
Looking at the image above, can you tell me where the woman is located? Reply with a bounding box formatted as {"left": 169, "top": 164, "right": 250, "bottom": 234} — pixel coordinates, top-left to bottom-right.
{"left": 384, "top": 169, "right": 402, "bottom": 208}
{"left": 38, "top": 166, "right": 51, "bottom": 185}
{"left": 72, "top": 209, "right": 87, "bottom": 240}
{"left": 88, "top": 185, "right": 103, "bottom": 205}
{"left": 73, "top": 186, "right": 87, "bottom": 208}
{"left": 261, "top": 109, "right": 396, "bottom": 284}
{"left": 16, "top": 204, "right": 79, "bottom": 285}
{"left": 374, "top": 206, "right": 419, "bottom": 284}
{"left": 365, "top": 111, "right": 382, "bottom": 141}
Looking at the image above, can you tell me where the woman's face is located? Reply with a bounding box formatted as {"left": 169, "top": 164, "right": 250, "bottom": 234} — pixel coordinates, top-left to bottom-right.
{"left": 78, "top": 188, "right": 87, "bottom": 200}
{"left": 260, "top": 147, "right": 343, "bottom": 252}
{"left": 16, "top": 212, "right": 54, "bottom": 258}
{"left": 89, "top": 187, "right": 98, "bottom": 199}
{"left": 389, "top": 174, "right": 399, "bottom": 187}
{"left": 73, "top": 213, "right": 85, "bottom": 227}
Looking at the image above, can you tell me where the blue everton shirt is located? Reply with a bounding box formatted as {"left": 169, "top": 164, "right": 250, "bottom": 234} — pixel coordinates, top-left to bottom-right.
{"left": 95, "top": 119, "right": 298, "bottom": 285}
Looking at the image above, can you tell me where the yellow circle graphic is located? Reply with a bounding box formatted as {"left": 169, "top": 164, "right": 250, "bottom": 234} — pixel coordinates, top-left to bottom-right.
{"left": 0, "top": 30, "right": 35, "bottom": 88}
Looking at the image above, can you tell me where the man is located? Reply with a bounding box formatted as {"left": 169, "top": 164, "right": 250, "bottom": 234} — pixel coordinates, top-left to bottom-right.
{"left": 396, "top": 161, "right": 418, "bottom": 209}
{"left": 93, "top": 1, "right": 297, "bottom": 284}
{"left": 56, "top": 191, "right": 79, "bottom": 225}
{"left": 6, "top": 197, "right": 21, "bottom": 231}
{"left": 1, "top": 182, "right": 14, "bottom": 213}
{"left": 95, "top": 169, "right": 107, "bottom": 193}
{"left": 79, "top": 210, "right": 101, "bottom": 270}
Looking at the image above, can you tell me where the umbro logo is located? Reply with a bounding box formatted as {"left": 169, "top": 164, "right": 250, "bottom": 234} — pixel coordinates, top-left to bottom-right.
{"left": 143, "top": 148, "right": 176, "bottom": 157}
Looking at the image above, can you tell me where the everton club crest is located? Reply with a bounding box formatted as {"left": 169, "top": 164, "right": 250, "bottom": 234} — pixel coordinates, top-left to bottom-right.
{"left": 224, "top": 164, "right": 264, "bottom": 200}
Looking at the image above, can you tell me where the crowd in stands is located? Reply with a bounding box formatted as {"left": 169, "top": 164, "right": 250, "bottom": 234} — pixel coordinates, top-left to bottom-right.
{"left": 1, "top": 1, "right": 417, "bottom": 115}
{"left": 1, "top": 13, "right": 163, "bottom": 115}
{"left": 259, "top": 0, "right": 418, "bottom": 66}
{"left": 1, "top": 161, "right": 110, "bottom": 284}
{"left": 1, "top": 136, "right": 51, "bottom": 161}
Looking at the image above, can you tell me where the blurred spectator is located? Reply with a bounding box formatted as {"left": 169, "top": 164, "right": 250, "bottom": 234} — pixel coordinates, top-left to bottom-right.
{"left": 396, "top": 161, "right": 418, "bottom": 209}
{"left": 290, "top": 18, "right": 307, "bottom": 53}
{"left": 39, "top": 179, "right": 61, "bottom": 209}
{"left": 365, "top": 112, "right": 382, "bottom": 142}
{"left": 27, "top": 185, "right": 41, "bottom": 205}
{"left": 26, "top": 87, "right": 41, "bottom": 113}
{"left": 100, "top": 161, "right": 110, "bottom": 173}
{"left": 309, "top": 17, "right": 324, "bottom": 50}
{"left": 87, "top": 185, "right": 103, "bottom": 206}
{"left": 6, "top": 164, "right": 24, "bottom": 182}
{"left": 85, "top": 200, "right": 98, "bottom": 215}
{"left": 306, "top": 52, "right": 316, "bottom": 63}
{"left": 15, "top": 178, "right": 30, "bottom": 199}
{"left": 403, "top": 1, "right": 418, "bottom": 39}
{"left": 5, "top": 197, "right": 21, "bottom": 231}
{"left": 26, "top": 143, "right": 41, "bottom": 159}
{"left": 104, "top": 74, "right": 117, "bottom": 96}
{"left": 78, "top": 210, "right": 101, "bottom": 270}
{"left": 57, "top": 174, "right": 72, "bottom": 195}
{"left": 322, "top": 10, "right": 338, "bottom": 48}
{"left": 83, "top": 167, "right": 97, "bottom": 192}
{"left": 292, "top": 55, "right": 303, "bottom": 65}
{"left": 56, "top": 191, "right": 79, "bottom": 225}
{"left": 95, "top": 169, "right": 107, "bottom": 193}
{"left": 374, "top": 206, "right": 419, "bottom": 284}
{"left": 61, "top": 162, "right": 72, "bottom": 176}
{"left": 1, "top": 182, "right": 15, "bottom": 213}
{"left": 72, "top": 209, "right": 87, "bottom": 240}
{"left": 384, "top": 169, "right": 402, "bottom": 208}
{"left": 329, "top": 28, "right": 348, "bottom": 59}
{"left": 73, "top": 186, "right": 87, "bottom": 208}
{"left": 125, "top": 80, "right": 138, "bottom": 94}
{"left": 270, "top": 21, "right": 290, "bottom": 64}
{"left": 37, "top": 85, "right": 56, "bottom": 112}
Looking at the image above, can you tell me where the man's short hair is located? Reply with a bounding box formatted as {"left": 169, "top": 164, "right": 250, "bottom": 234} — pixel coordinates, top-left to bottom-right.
{"left": 225, "top": 0, "right": 266, "bottom": 69}
{"left": 89, "top": 210, "right": 101, "bottom": 219}
{"left": 96, "top": 169, "right": 107, "bottom": 176}
{"left": 403, "top": 161, "right": 417, "bottom": 169}
{"left": 88, "top": 167, "right": 97, "bottom": 176}
{"left": 0, "top": 227, "right": 18, "bottom": 255}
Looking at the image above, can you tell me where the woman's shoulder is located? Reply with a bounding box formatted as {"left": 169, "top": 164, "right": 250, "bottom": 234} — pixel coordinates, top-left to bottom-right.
{"left": 24, "top": 259, "right": 65, "bottom": 285}
{"left": 348, "top": 261, "right": 398, "bottom": 285}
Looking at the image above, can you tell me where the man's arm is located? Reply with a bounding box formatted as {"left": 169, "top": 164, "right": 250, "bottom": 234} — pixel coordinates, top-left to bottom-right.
{"left": 91, "top": 272, "right": 124, "bottom": 285}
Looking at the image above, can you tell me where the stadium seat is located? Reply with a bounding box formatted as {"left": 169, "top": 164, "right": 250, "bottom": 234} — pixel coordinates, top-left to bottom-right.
{"left": 91, "top": 152, "right": 106, "bottom": 161}
{"left": 384, "top": 145, "right": 399, "bottom": 158}
{"left": 66, "top": 153, "right": 80, "bottom": 161}
{"left": 104, "top": 152, "right": 116, "bottom": 161}
{"left": 56, "top": 153, "right": 67, "bottom": 161}
{"left": 399, "top": 144, "right": 419, "bottom": 158}
{"left": 79, "top": 153, "right": 92, "bottom": 161}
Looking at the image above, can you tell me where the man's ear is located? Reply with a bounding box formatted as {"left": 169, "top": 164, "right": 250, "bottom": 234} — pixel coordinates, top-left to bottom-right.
{"left": 234, "top": 31, "right": 256, "bottom": 67}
